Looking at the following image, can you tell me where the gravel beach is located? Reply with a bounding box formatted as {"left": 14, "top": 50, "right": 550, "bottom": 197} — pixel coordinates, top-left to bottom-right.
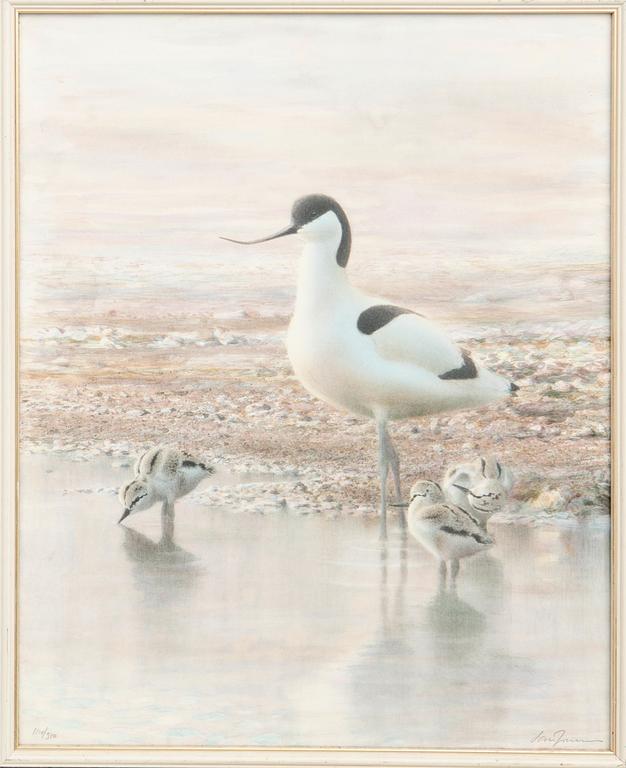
{"left": 20, "top": 296, "right": 611, "bottom": 523}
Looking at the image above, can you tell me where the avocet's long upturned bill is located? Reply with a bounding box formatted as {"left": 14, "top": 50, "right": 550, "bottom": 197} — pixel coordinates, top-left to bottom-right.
{"left": 221, "top": 194, "right": 519, "bottom": 537}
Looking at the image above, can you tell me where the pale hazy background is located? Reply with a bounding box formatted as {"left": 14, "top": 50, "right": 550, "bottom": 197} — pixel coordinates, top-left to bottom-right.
{"left": 19, "top": 12, "right": 610, "bottom": 326}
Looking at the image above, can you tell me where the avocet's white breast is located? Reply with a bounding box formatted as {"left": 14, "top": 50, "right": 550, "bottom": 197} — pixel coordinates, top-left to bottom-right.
{"left": 286, "top": 241, "right": 369, "bottom": 415}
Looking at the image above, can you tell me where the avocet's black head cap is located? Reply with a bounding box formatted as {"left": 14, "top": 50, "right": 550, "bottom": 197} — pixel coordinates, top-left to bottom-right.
{"left": 291, "top": 194, "right": 351, "bottom": 267}
{"left": 220, "top": 193, "right": 351, "bottom": 268}
{"left": 291, "top": 194, "right": 345, "bottom": 229}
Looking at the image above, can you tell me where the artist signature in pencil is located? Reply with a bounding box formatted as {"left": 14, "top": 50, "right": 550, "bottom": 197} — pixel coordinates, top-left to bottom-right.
{"left": 32, "top": 726, "right": 57, "bottom": 741}
{"left": 531, "top": 729, "right": 602, "bottom": 748}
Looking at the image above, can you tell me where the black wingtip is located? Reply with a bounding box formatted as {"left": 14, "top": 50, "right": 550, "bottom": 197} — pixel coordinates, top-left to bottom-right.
{"left": 510, "top": 382, "right": 520, "bottom": 393}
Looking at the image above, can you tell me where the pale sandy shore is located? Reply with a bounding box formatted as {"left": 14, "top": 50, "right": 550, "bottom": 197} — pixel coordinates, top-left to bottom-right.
{"left": 20, "top": 308, "right": 610, "bottom": 522}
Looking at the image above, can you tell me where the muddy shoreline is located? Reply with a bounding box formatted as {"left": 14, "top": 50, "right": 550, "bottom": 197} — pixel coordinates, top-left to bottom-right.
{"left": 20, "top": 312, "right": 610, "bottom": 522}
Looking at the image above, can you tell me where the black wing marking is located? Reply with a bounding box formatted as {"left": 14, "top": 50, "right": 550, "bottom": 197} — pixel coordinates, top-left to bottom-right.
{"left": 182, "top": 459, "right": 214, "bottom": 473}
{"left": 147, "top": 448, "right": 161, "bottom": 474}
{"left": 439, "top": 350, "right": 478, "bottom": 381}
{"left": 440, "top": 524, "right": 469, "bottom": 538}
{"left": 357, "top": 304, "right": 423, "bottom": 336}
{"left": 442, "top": 503, "right": 480, "bottom": 529}
{"left": 449, "top": 504, "right": 481, "bottom": 528}
{"left": 440, "top": 524, "right": 490, "bottom": 545}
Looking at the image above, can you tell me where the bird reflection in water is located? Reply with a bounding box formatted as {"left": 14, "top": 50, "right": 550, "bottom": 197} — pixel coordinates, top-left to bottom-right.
{"left": 425, "top": 570, "right": 487, "bottom": 648}
{"left": 120, "top": 511, "right": 201, "bottom": 607}
{"left": 347, "top": 532, "right": 492, "bottom": 744}
{"left": 458, "top": 548, "right": 506, "bottom": 612}
{"left": 347, "top": 533, "right": 418, "bottom": 739}
{"left": 378, "top": 530, "right": 410, "bottom": 634}
{"left": 374, "top": 530, "right": 496, "bottom": 657}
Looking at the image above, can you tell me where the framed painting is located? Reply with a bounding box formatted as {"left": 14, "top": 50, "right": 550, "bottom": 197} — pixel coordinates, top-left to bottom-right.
{"left": 0, "top": 1, "right": 624, "bottom": 766}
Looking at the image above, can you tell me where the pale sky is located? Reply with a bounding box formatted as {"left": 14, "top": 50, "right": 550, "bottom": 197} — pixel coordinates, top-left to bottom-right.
{"left": 19, "top": 12, "right": 611, "bottom": 316}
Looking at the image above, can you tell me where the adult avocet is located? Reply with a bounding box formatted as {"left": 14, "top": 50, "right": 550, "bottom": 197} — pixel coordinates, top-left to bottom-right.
{"left": 221, "top": 194, "right": 518, "bottom": 537}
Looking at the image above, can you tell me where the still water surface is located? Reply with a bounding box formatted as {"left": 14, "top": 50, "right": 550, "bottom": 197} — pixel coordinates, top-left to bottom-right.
{"left": 19, "top": 454, "right": 610, "bottom": 749}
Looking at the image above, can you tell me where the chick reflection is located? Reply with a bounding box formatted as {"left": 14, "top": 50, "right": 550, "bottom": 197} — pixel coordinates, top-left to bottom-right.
{"left": 425, "top": 572, "right": 487, "bottom": 653}
{"left": 120, "top": 512, "right": 201, "bottom": 607}
{"left": 459, "top": 550, "right": 506, "bottom": 612}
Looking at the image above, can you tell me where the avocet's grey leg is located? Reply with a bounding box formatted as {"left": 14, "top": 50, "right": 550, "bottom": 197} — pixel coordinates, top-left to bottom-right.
{"left": 384, "top": 426, "right": 402, "bottom": 505}
{"left": 451, "top": 558, "right": 460, "bottom": 583}
{"left": 377, "top": 419, "right": 389, "bottom": 539}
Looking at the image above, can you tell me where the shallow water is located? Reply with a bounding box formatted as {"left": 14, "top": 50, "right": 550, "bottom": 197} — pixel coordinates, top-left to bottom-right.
{"left": 18, "top": 453, "right": 610, "bottom": 749}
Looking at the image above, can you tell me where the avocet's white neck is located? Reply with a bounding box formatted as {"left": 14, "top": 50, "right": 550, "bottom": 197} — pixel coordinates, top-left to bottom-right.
{"left": 294, "top": 239, "right": 351, "bottom": 314}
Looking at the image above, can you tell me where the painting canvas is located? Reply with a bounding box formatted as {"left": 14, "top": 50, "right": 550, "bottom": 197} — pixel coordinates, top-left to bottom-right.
{"left": 16, "top": 9, "right": 612, "bottom": 753}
